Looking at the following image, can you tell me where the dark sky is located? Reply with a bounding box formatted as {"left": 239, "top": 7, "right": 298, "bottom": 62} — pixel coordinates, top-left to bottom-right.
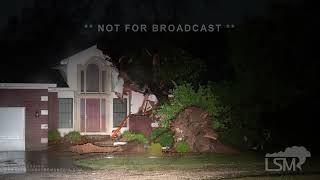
{"left": 0, "top": 0, "right": 272, "bottom": 29}
{"left": 0, "top": 0, "right": 303, "bottom": 84}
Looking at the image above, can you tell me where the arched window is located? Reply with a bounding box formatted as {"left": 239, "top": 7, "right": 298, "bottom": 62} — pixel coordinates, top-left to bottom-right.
{"left": 86, "top": 63, "right": 99, "bottom": 92}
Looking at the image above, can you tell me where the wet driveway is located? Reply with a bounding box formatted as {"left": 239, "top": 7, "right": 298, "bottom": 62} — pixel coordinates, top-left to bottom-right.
{"left": 0, "top": 145, "right": 80, "bottom": 174}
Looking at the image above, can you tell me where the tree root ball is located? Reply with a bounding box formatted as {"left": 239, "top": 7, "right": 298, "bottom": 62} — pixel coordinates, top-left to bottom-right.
{"left": 171, "top": 107, "right": 238, "bottom": 154}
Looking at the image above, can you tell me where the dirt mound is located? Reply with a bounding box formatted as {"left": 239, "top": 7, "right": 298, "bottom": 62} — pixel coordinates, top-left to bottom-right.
{"left": 70, "top": 143, "right": 123, "bottom": 154}
{"left": 171, "top": 107, "right": 237, "bottom": 153}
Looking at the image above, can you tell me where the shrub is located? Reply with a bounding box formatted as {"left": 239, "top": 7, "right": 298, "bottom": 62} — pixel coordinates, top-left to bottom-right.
{"left": 121, "top": 131, "right": 148, "bottom": 144}
{"left": 176, "top": 140, "right": 191, "bottom": 153}
{"left": 159, "top": 132, "right": 174, "bottom": 147}
{"left": 151, "top": 128, "right": 168, "bottom": 141}
{"left": 64, "top": 131, "right": 81, "bottom": 143}
{"left": 148, "top": 143, "right": 162, "bottom": 156}
{"left": 155, "top": 83, "right": 229, "bottom": 129}
{"left": 48, "top": 129, "right": 61, "bottom": 141}
{"left": 151, "top": 128, "right": 174, "bottom": 147}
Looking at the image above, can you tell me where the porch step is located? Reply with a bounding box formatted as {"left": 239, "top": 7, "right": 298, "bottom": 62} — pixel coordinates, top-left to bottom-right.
{"left": 93, "top": 140, "right": 128, "bottom": 147}
{"left": 93, "top": 140, "right": 114, "bottom": 147}
{"left": 83, "top": 135, "right": 111, "bottom": 143}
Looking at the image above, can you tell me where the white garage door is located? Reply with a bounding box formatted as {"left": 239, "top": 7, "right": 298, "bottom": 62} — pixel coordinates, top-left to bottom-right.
{"left": 0, "top": 107, "right": 25, "bottom": 151}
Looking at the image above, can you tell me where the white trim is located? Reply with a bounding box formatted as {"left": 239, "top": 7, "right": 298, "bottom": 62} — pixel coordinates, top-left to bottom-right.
{"left": 40, "top": 138, "right": 48, "bottom": 144}
{"left": 0, "top": 83, "right": 56, "bottom": 89}
{"left": 41, "top": 124, "right": 48, "bottom": 129}
{"left": 80, "top": 132, "right": 108, "bottom": 136}
{"left": 49, "top": 87, "right": 73, "bottom": 92}
{"left": 59, "top": 45, "right": 109, "bottom": 65}
{"left": 40, "top": 110, "right": 48, "bottom": 116}
{"left": 41, "top": 96, "right": 48, "bottom": 101}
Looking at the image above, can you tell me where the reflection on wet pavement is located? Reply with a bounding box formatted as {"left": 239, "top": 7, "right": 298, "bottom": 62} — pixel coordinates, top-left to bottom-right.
{"left": 0, "top": 146, "right": 80, "bottom": 174}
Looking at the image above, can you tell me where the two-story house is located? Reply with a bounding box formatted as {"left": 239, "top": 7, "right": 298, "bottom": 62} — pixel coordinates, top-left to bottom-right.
{"left": 50, "top": 45, "right": 130, "bottom": 136}
{"left": 0, "top": 45, "right": 149, "bottom": 151}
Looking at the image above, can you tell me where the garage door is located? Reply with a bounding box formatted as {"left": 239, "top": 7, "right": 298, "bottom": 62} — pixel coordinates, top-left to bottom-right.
{"left": 0, "top": 107, "right": 25, "bottom": 151}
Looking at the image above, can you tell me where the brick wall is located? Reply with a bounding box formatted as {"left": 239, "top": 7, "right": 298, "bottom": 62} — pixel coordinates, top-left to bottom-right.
{"left": 129, "top": 114, "right": 152, "bottom": 138}
{"left": 48, "top": 92, "right": 58, "bottom": 130}
{"left": 0, "top": 89, "right": 49, "bottom": 151}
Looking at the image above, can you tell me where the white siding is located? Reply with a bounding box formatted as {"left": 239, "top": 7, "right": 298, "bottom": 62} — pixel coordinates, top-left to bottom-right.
{"left": 63, "top": 45, "right": 108, "bottom": 91}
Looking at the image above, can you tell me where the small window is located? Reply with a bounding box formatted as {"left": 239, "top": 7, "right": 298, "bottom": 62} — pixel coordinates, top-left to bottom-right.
{"left": 80, "top": 71, "right": 84, "bottom": 92}
{"left": 80, "top": 99, "right": 85, "bottom": 118}
{"left": 101, "top": 99, "right": 106, "bottom": 117}
{"left": 58, "top": 98, "right": 73, "bottom": 128}
{"left": 102, "top": 71, "right": 106, "bottom": 92}
{"left": 113, "top": 98, "right": 127, "bottom": 127}
{"left": 86, "top": 64, "right": 99, "bottom": 92}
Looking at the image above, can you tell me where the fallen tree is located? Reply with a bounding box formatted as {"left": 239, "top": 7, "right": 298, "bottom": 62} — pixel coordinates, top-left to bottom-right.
{"left": 171, "top": 107, "right": 238, "bottom": 153}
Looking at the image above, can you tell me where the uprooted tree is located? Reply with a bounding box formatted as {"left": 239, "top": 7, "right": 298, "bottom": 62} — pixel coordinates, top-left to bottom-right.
{"left": 156, "top": 83, "right": 230, "bottom": 129}
{"left": 154, "top": 83, "right": 238, "bottom": 153}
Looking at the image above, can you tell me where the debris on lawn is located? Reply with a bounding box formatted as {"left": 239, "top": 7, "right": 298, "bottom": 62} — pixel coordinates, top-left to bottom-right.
{"left": 70, "top": 143, "right": 123, "bottom": 154}
{"left": 171, "top": 107, "right": 238, "bottom": 154}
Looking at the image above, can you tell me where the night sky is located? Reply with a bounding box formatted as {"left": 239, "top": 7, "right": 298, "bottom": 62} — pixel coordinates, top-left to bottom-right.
{"left": 0, "top": 0, "right": 299, "bottom": 82}
{"left": 0, "top": 0, "right": 270, "bottom": 28}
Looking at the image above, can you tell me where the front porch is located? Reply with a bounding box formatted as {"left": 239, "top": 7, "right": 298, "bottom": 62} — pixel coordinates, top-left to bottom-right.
{"left": 74, "top": 93, "right": 129, "bottom": 136}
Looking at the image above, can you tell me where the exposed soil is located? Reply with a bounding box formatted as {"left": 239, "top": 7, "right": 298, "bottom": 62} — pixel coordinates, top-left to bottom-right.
{"left": 69, "top": 141, "right": 147, "bottom": 154}
{"left": 49, "top": 135, "right": 111, "bottom": 147}
{"left": 171, "top": 107, "right": 238, "bottom": 154}
{"left": 70, "top": 143, "right": 123, "bottom": 154}
{"left": 93, "top": 139, "right": 114, "bottom": 147}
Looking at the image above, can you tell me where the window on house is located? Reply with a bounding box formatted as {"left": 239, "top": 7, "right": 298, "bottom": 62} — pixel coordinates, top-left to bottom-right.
{"left": 80, "top": 70, "right": 84, "bottom": 92}
{"left": 101, "top": 99, "right": 106, "bottom": 131}
{"left": 86, "top": 63, "right": 99, "bottom": 92}
{"left": 58, "top": 98, "right": 73, "bottom": 128}
{"left": 113, "top": 98, "right": 127, "bottom": 127}
{"left": 102, "top": 71, "right": 106, "bottom": 92}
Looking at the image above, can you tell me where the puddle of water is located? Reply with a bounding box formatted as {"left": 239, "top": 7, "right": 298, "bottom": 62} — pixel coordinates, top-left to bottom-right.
{"left": 26, "top": 151, "right": 77, "bottom": 169}
{"left": 0, "top": 152, "right": 26, "bottom": 174}
{"left": 1, "top": 150, "right": 80, "bottom": 174}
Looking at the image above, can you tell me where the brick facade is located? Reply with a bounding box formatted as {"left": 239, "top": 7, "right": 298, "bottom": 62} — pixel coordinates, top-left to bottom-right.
{"left": 129, "top": 114, "right": 153, "bottom": 138}
{"left": 0, "top": 89, "right": 50, "bottom": 151}
{"left": 48, "top": 92, "right": 58, "bottom": 130}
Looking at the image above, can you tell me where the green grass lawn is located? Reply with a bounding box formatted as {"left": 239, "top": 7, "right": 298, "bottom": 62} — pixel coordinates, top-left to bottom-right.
{"left": 74, "top": 153, "right": 320, "bottom": 179}
{"left": 74, "top": 153, "right": 265, "bottom": 170}
{"left": 74, "top": 153, "right": 320, "bottom": 171}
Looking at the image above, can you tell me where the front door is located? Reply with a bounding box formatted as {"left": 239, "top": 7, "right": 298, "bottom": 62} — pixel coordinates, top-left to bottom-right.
{"left": 86, "top": 99, "right": 100, "bottom": 132}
